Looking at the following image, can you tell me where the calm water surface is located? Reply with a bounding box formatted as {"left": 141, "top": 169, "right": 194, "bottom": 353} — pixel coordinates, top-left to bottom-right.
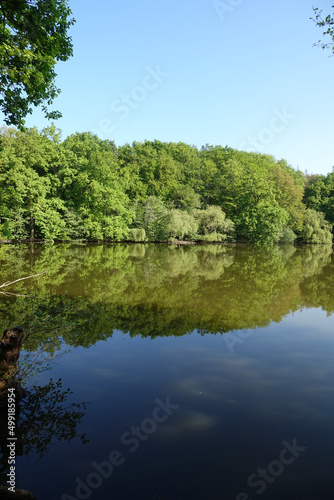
{"left": 0, "top": 243, "right": 334, "bottom": 500}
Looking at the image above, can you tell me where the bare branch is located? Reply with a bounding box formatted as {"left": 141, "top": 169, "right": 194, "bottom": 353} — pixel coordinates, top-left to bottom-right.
{"left": 0, "top": 271, "right": 47, "bottom": 289}
{"left": 0, "top": 291, "right": 35, "bottom": 297}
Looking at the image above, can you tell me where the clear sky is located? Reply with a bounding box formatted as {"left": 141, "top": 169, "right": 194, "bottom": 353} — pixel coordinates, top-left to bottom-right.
{"left": 3, "top": 0, "right": 334, "bottom": 175}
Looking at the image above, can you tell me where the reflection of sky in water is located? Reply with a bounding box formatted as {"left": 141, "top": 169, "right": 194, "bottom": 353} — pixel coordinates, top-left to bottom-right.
{"left": 17, "top": 308, "right": 334, "bottom": 500}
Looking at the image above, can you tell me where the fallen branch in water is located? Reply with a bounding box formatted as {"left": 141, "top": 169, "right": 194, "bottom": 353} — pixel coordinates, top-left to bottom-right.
{"left": 0, "top": 271, "right": 47, "bottom": 297}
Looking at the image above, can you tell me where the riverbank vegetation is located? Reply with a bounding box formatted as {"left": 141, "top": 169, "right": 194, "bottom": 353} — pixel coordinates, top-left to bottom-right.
{"left": 0, "top": 125, "right": 333, "bottom": 244}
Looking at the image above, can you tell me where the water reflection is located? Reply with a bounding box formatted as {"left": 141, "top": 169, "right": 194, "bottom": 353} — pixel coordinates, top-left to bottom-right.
{"left": 0, "top": 378, "right": 89, "bottom": 494}
{"left": 0, "top": 294, "right": 90, "bottom": 494}
{"left": 0, "top": 244, "right": 333, "bottom": 346}
{"left": 0, "top": 244, "right": 334, "bottom": 499}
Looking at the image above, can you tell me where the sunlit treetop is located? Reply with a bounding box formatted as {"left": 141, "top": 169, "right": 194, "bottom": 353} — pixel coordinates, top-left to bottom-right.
{"left": 0, "top": 0, "right": 75, "bottom": 129}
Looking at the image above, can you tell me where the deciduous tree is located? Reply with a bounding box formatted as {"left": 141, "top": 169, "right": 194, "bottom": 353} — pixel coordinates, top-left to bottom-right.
{"left": 0, "top": 0, "right": 75, "bottom": 128}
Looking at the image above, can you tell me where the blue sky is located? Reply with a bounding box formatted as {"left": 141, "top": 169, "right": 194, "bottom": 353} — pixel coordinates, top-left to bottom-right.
{"left": 4, "top": 0, "right": 334, "bottom": 174}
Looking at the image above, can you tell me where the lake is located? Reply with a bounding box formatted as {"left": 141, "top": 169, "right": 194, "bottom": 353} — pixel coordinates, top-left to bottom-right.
{"left": 0, "top": 243, "right": 334, "bottom": 500}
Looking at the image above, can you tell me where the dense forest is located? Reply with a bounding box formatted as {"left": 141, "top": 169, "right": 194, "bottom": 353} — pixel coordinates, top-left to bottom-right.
{"left": 0, "top": 125, "right": 333, "bottom": 244}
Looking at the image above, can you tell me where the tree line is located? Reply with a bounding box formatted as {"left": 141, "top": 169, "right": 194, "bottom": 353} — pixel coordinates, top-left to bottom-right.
{"left": 0, "top": 125, "right": 333, "bottom": 244}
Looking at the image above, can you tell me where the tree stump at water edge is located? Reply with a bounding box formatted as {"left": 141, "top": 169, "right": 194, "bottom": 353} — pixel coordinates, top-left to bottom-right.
{"left": 0, "top": 328, "right": 24, "bottom": 402}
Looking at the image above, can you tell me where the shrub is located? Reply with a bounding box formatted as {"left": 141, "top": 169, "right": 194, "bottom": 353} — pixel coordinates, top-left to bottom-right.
{"left": 195, "top": 206, "right": 235, "bottom": 241}
{"left": 165, "top": 210, "right": 198, "bottom": 240}
{"left": 301, "top": 209, "right": 332, "bottom": 244}
{"left": 199, "top": 231, "right": 226, "bottom": 242}
{"left": 274, "top": 227, "right": 296, "bottom": 244}
{"left": 128, "top": 228, "right": 146, "bottom": 242}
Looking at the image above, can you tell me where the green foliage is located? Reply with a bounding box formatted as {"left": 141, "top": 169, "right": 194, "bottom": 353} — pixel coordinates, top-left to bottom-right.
{"left": 312, "top": 6, "right": 334, "bottom": 55}
{"left": 5, "top": 207, "right": 28, "bottom": 240}
{"left": 271, "top": 162, "right": 306, "bottom": 233}
{"left": 131, "top": 202, "right": 233, "bottom": 242}
{"left": 128, "top": 228, "right": 146, "bottom": 242}
{"left": 196, "top": 148, "right": 305, "bottom": 243}
{"left": 170, "top": 186, "right": 201, "bottom": 210}
{"left": 0, "top": 126, "right": 67, "bottom": 239}
{"left": 61, "top": 209, "right": 86, "bottom": 240}
{"left": 274, "top": 226, "right": 297, "bottom": 244}
{"left": 199, "top": 231, "right": 226, "bottom": 242}
{"left": 304, "top": 172, "right": 334, "bottom": 224}
{"left": 133, "top": 196, "right": 169, "bottom": 241}
{"left": 0, "top": 126, "right": 331, "bottom": 245}
{"left": 165, "top": 209, "right": 198, "bottom": 240}
{"left": 300, "top": 209, "right": 333, "bottom": 244}
{"left": 0, "top": 128, "right": 133, "bottom": 240}
{"left": 195, "top": 205, "right": 235, "bottom": 241}
{"left": 0, "top": 0, "right": 75, "bottom": 128}
{"left": 117, "top": 140, "right": 181, "bottom": 201}
{"left": 61, "top": 132, "right": 133, "bottom": 241}
{"left": 229, "top": 159, "right": 289, "bottom": 243}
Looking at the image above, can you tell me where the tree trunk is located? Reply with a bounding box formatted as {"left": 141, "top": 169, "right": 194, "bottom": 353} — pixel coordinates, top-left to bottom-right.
{"left": 30, "top": 243, "right": 35, "bottom": 267}
{"left": 29, "top": 217, "right": 34, "bottom": 241}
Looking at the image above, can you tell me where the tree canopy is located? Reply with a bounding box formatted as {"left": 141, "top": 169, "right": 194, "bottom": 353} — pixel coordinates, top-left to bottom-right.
{"left": 0, "top": 126, "right": 332, "bottom": 244}
{"left": 0, "top": 0, "right": 75, "bottom": 128}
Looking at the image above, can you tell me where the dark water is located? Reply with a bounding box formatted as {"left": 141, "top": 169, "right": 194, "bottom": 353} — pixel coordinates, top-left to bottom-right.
{"left": 1, "top": 243, "right": 334, "bottom": 500}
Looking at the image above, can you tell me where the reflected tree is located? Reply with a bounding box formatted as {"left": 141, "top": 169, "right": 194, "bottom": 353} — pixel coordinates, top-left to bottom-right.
{"left": 0, "top": 276, "right": 90, "bottom": 496}
{"left": 0, "top": 243, "right": 334, "bottom": 346}
{"left": 0, "top": 378, "right": 89, "bottom": 487}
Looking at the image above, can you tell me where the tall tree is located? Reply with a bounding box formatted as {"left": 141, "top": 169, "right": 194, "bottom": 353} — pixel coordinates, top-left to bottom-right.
{"left": 0, "top": 0, "right": 75, "bottom": 128}
{"left": 62, "top": 132, "right": 132, "bottom": 240}
{"left": 0, "top": 126, "right": 66, "bottom": 240}
{"left": 270, "top": 162, "right": 306, "bottom": 233}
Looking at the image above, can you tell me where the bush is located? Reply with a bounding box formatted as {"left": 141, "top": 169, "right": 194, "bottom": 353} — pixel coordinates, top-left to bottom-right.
{"left": 165, "top": 210, "right": 198, "bottom": 240}
{"left": 195, "top": 206, "right": 235, "bottom": 241}
{"left": 301, "top": 209, "right": 332, "bottom": 244}
{"left": 128, "top": 228, "right": 146, "bottom": 242}
{"left": 198, "top": 231, "right": 226, "bottom": 242}
{"left": 274, "top": 227, "right": 296, "bottom": 244}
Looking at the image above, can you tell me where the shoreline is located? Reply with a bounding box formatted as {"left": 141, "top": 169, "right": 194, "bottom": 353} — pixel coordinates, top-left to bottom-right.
{"left": 0, "top": 238, "right": 237, "bottom": 245}
{"left": 0, "top": 239, "right": 331, "bottom": 247}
